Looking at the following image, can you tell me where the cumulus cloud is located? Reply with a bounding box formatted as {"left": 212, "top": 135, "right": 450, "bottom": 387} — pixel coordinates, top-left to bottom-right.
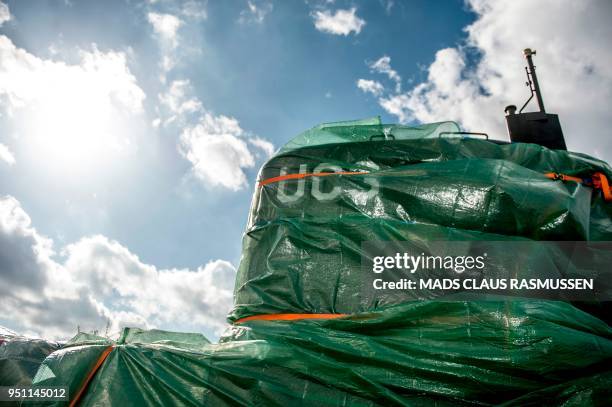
{"left": 0, "top": 1, "right": 10, "bottom": 26}
{"left": 0, "top": 35, "right": 145, "bottom": 170}
{"left": 0, "top": 36, "right": 144, "bottom": 114}
{"left": 0, "top": 196, "right": 235, "bottom": 339}
{"left": 154, "top": 78, "right": 273, "bottom": 190}
{"left": 357, "top": 79, "right": 384, "bottom": 96}
{"left": 312, "top": 7, "right": 365, "bottom": 36}
{"left": 144, "top": 4, "right": 274, "bottom": 191}
{"left": 0, "top": 143, "right": 15, "bottom": 165}
{"left": 63, "top": 236, "right": 235, "bottom": 335}
{"left": 0, "top": 197, "right": 54, "bottom": 293}
{"left": 366, "top": 0, "right": 612, "bottom": 162}
{"left": 239, "top": 0, "right": 273, "bottom": 24}
{"left": 378, "top": 93, "right": 410, "bottom": 123}
{"left": 180, "top": 113, "right": 265, "bottom": 190}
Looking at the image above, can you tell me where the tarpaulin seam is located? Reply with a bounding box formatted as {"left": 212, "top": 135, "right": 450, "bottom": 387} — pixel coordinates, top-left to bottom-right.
{"left": 259, "top": 172, "right": 369, "bottom": 186}
{"left": 234, "top": 313, "right": 348, "bottom": 324}
{"left": 69, "top": 345, "right": 114, "bottom": 407}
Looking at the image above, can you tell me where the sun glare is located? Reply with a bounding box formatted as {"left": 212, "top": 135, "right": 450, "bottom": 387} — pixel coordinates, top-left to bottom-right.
{"left": 25, "top": 87, "right": 130, "bottom": 172}
{"left": 2, "top": 39, "right": 146, "bottom": 179}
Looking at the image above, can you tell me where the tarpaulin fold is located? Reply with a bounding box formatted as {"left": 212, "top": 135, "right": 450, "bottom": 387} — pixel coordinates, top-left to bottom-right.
{"left": 22, "top": 119, "right": 612, "bottom": 405}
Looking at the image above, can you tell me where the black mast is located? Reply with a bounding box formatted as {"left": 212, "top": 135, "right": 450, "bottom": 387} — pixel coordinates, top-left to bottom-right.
{"left": 523, "top": 48, "right": 545, "bottom": 113}
{"left": 504, "top": 49, "right": 567, "bottom": 150}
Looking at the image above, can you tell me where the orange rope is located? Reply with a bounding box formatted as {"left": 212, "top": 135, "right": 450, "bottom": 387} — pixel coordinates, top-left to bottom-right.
{"left": 259, "top": 171, "right": 368, "bottom": 186}
{"left": 234, "top": 313, "right": 347, "bottom": 324}
{"left": 69, "top": 345, "right": 114, "bottom": 407}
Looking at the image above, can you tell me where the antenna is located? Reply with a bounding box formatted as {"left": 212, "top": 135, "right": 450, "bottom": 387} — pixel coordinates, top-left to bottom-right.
{"left": 504, "top": 48, "right": 566, "bottom": 150}
{"left": 520, "top": 48, "right": 546, "bottom": 113}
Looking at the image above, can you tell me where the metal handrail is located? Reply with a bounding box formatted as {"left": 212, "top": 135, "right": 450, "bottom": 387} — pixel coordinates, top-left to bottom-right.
{"left": 438, "top": 131, "right": 489, "bottom": 140}
{"left": 369, "top": 134, "right": 396, "bottom": 141}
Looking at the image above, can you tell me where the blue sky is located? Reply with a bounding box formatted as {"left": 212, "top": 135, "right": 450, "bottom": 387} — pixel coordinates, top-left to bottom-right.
{"left": 1, "top": 0, "right": 610, "bottom": 339}
{"left": 1, "top": 0, "right": 474, "bottom": 269}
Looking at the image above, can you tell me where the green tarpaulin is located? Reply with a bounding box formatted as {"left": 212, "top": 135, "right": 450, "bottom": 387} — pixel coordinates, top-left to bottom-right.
{"left": 0, "top": 334, "right": 60, "bottom": 388}
{"left": 0, "top": 331, "right": 61, "bottom": 406}
{"left": 21, "top": 119, "right": 612, "bottom": 405}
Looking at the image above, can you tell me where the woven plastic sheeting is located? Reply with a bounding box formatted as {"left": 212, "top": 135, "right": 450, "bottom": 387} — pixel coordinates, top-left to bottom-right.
{"left": 28, "top": 119, "right": 612, "bottom": 406}
{"left": 0, "top": 332, "right": 60, "bottom": 387}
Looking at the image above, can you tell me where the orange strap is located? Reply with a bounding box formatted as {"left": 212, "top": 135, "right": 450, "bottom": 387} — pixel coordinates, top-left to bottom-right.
{"left": 69, "top": 345, "right": 114, "bottom": 407}
{"left": 544, "top": 172, "right": 583, "bottom": 183}
{"left": 593, "top": 172, "right": 612, "bottom": 201}
{"left": 260, "top": 170, "right": 611, "bottom": 200}
{"left": 545, "top": 171, "right": 612, "bottom": 201}
{"left": 259, "top": 171, "right": 368, "bottom": 186}
{"left": 234, "top": 313, "right": 347, "bottom": 324}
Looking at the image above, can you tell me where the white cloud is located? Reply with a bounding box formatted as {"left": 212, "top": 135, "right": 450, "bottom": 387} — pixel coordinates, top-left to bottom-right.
{"left": 179, "top": 113, "right": 258, "bottom": 191}
{"left": 181, "top": 0, "right": 207, "bottom": 21}
{"left": 312, "top": 7, "right": 365, "bottom": 36}
{"left": 369, "top": 55, "right": 401, "bottom": 92}
{"left": 248, "top": 136, "right": 275, "bottom": 157}
{"left": 0, "top": 35, "right": 145, "bottom": 172}
{"left": 155, "top": 78, "right": 274, "bottom": 190}
{"left": 63, "top": 236, "right": 235, "bottom": 335}
{"left": 0, "top": 195, "right": 235, "bottom": 339}
{"left": 0, "top": 36, "right": 144, "bottom": 113}
{"left": 369, "top": 0, "right": 612, "bottom": 162}
{"left": 158, "top": 79, "right": 203, "bottom": 125}
{"left": 0, "top": 196, "right": 55, "bottom": 293}
{"left": 0, "top": 143, "right": 15, "bottom": 165}
{"left": 147, "top": 12, "right": 182, "bottom": 47}
{"left": 0, "top": 1, "right": 10, "bottom": 26}
{"left": 239, "top": 1, "right": 273, "bottom": 24}
{"left": 147, "top": 12, "right": 182, "bottom": 73}
{"left": 378, "top": 93, "right": 411, "bottom": 123}
{"left": 144, "top": 7, "right": 273, "bottom": 191}
{"left": 357, "top": 79, "right": 384, "bottom": 96}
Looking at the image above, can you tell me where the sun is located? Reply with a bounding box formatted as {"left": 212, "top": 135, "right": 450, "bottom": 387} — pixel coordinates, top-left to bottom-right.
{"left": 26, "top": 89, "right": 128, "bottom": 170}
{"left": 5, "top": 43, "right": 147, "bottom": 179}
